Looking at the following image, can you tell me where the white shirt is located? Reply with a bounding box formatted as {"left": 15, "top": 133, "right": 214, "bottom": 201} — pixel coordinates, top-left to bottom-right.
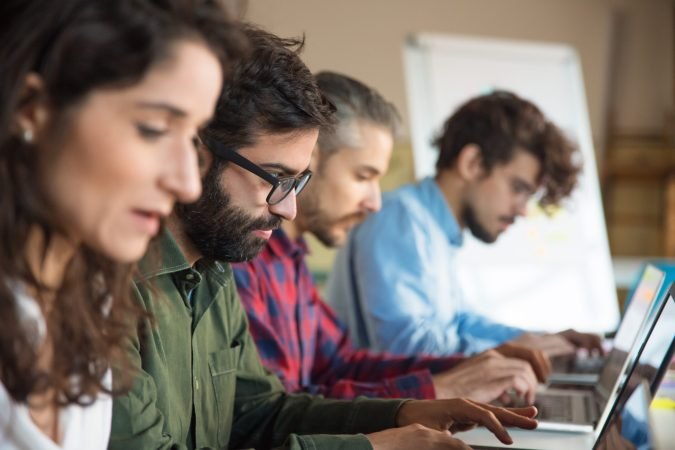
{"left": 0, "top": 283, "right": 112, "bottom": 449}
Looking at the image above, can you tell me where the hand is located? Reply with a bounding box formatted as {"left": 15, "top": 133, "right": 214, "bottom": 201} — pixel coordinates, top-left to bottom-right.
{"left": 396, "top": 398, "right": 538, "bottom": 445}
{"left": 432, "top": 350, "right": 538, "bottom": 404}
{"left": 511, "top": 332, "right": 576, "bottom": 357}
{"left": 493, "top": 342, "right": 551, "bottom": 382}
{"left": 367, "top": 424, "right": 473, "bottom": 450}
{"left": 557, "top": 329, "right": 604, "bottom": 355}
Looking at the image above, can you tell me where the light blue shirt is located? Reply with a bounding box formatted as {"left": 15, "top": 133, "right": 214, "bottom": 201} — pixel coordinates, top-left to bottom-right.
{"left": 326, "top": 176, "right": 525, "bottom": 356}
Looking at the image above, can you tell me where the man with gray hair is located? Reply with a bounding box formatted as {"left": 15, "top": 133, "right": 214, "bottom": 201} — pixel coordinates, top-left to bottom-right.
{"left": 232, "top": 71, "right": 551, "bottom": 404}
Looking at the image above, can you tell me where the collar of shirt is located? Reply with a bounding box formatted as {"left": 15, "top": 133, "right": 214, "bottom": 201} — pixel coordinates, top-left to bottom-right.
{"left": 267, "top": 228, "right": 309, "bottom": 260}
{"left": 420, "top": 176, "right": 464, "bottom": 247}
{"left": 136, "top": 229, "right": 230, "bottom": 309}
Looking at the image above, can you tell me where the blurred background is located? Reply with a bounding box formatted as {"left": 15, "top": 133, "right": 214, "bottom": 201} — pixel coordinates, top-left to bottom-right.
{"left": 223, "top": 0, "right": 675, "bottom": 306}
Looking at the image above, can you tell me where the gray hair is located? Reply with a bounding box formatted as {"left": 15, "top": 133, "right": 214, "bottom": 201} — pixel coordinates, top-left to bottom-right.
{"left": 315, "top": 71, "right": 400, "bottom": 157}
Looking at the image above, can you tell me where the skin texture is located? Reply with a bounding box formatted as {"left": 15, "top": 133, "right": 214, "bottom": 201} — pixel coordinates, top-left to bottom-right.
{"left": 174, "top": 129, "right": 319, "bottom": 266}
{"left": 15, "top": 40, "right": 222, "bottom": 443}
{"left": 457, "top": 146, "right": 539, "bottom": 244}
{"left": 287, "top": 121, "right": 550, "bottom": 405}
{"left": 439, "top": 144, "right": 603, "bottom": 356}
{"left": 293, "top": 121, "right": 393, "bottom": 246}
{"left": 367, "top": 399, "right": 538, "bottom": 449}
{"left": 25, "top": 41, "right": 221, "bottom": 264}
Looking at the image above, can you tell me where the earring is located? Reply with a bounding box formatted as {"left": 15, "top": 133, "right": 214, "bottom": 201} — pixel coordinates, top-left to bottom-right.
{"left": 22, "top": 129, "right": 33, "bottom": 143}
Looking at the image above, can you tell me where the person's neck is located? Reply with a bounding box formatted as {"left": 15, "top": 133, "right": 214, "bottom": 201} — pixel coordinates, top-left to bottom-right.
{"left": 25, "top": 226, "right": 76, "bottom": 292}
{"left": 434, "top": 171, "right": 466, "bottom": 229}
{"left": 166, "top": 215, "right": 202, "bottom": 267}
{"left": 281, "top": 218, "right": 304, "bottom": 242}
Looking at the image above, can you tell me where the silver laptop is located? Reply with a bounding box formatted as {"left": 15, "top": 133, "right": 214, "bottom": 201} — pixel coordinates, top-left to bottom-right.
{"left": 549, "top": 264, "right": 666, "bottom": 384}
{"left": 529, "top": 276, "right": 670, "bottom": 433}
{"left": 472, "top": 285, "right": 674, "bottom": 449}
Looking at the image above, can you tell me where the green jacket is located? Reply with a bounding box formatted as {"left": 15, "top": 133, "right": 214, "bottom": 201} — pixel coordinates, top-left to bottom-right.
{"left": 109, "top": 231, "right": 405, "bottom": 450}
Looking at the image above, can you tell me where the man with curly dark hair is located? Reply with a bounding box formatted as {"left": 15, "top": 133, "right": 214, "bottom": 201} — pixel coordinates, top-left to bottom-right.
{"left": 109, "top": 29, "right": 539, "bottom": 450}
{"left": 327, "top": 91, "right": 604, "bottom": 360}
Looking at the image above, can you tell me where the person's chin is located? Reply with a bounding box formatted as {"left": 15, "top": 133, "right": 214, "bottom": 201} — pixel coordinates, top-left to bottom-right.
{"left": 103, "top": 237, "right": 149, "bottom": 263}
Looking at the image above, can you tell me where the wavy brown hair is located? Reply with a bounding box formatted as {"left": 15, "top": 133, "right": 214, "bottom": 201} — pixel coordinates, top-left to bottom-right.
{"left": 434, "top": 90, "right": 581, "bottom": 208}
{"left": 0, "top": 0, "right": 247, "bottom": 406}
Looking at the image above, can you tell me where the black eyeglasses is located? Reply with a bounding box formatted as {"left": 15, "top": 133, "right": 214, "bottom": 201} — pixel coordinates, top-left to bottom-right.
{"left": 202, "top": 137, "right": 312, "bottom": 205}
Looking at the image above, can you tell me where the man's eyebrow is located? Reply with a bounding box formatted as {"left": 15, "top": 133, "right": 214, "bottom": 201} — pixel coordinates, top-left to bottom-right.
{"left": 135, "top": 101, "right": 187, "bottom": 117}
{"left": 260, "top": 162, "right": 309, "bottom": 177}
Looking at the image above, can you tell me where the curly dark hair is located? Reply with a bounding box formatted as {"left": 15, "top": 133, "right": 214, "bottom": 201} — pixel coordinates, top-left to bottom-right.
{"left": 434, "top": 90, "right": 581, "bottom": 207}
{"left": 0, "top": 0, "right": 246, "bottom": 406}
{"left": 201, "top": 24, "right": 336, "bottom": 152}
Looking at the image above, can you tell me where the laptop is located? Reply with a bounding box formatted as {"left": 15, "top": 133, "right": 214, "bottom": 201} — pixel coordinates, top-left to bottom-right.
{"left": 592, "top": 379, "right": 657, "bottom": 450}
{"left": 549, "top": 264, "right": 666, "bottom": 384}
{"left": 594, "top": 289, "right": 675, "bottom": 443}
{"left": 471, "top": 284, "right": 674, "bottom": 449}
{"left": 525, "top": 277, "right": 671, "bottom": 433}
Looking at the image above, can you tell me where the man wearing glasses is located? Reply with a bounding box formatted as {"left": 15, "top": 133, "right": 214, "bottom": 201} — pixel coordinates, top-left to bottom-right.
{"left": 109, "top": 26, "right": 538, "bottom": 450}
{"left": 231, "top": 72, "right": 550, "bottom": 406}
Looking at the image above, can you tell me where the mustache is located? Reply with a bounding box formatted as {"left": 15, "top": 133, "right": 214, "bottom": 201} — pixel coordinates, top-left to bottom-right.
{"left": 248, "top": 213, "right": 282, "bottom": 232}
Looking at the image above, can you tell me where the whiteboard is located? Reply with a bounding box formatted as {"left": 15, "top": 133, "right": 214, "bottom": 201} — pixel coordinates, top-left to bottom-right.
{"left": 403, "top": 33, "right": 619, "bottom": 332}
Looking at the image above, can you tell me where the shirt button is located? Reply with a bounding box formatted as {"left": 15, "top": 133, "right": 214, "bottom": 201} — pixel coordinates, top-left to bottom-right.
{"left": 186, "top": 273, "right": 194, "bottom": 281}
{"left": 194, "top": 377, "right": 199, "bottom": 391}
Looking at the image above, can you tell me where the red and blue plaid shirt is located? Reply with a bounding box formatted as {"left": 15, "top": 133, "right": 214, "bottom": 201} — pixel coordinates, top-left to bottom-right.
{"left": 232, "top": 228, "right": 464, "bottom": 400}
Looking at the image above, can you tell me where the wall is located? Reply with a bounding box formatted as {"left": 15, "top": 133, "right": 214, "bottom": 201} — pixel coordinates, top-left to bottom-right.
{"left": 244, "top": 0, "right": 673, "bottom": 157}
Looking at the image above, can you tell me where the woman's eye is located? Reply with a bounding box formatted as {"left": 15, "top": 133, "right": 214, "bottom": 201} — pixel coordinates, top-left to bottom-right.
{"left": 136, "top": 123, "right": 167, "bottom": 139}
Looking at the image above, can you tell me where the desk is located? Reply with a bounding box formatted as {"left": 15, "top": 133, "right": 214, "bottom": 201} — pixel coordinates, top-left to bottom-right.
{"left": 455, "top": 428, "right": 595, "bottom": 450}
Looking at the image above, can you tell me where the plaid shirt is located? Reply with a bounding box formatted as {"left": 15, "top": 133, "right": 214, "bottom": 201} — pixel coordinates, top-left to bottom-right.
{"left": 232, "top": 228, "right": 465, "bottom": 400}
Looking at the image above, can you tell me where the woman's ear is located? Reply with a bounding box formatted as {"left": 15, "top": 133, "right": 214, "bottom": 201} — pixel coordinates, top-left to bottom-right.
{"left": 14, "top": 73, "right": 51, "bottom": 142}
{"left": 455, "top": 143, "right": 484, "bottom": 182}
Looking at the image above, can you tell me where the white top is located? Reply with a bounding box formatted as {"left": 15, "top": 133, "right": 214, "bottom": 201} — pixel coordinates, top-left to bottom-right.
{"left": 0, "top": 283, "right": 112, "bottom": 449}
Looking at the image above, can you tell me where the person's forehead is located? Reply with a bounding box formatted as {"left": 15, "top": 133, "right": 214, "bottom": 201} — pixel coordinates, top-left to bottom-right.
{"left": 500, "top": 150, "right": 541, "bottom": 178}
{"left": 241, "top": 129, "right": 318, "bottom": 172}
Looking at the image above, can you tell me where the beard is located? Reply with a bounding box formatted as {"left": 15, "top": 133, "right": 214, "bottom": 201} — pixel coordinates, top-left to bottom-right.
{"left": 298, "top": 188, "right": 366, "bottom": 248}
{"left": 175, "top": 165, "right": 281, "bottom": 262}
{"left": 462, "top": 203, "right": 498, "bottom": 244}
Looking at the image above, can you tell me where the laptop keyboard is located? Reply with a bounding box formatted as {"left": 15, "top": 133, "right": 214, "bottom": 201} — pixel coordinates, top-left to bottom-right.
{"left": 536, "top": 395, "right": 574, "bottom": 421}
{"left": 535, "top": 393, "right": 596, "bottom": 424}
{"left": 551, "top": 354, "right": 605, "bottom": 374}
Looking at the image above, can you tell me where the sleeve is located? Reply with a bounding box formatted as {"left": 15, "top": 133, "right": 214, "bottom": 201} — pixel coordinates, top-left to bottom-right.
{"left": 224, "top": 274, "right": 408, "bottom": 450}
{"left": 109, "top": 285, "right": 185, "bottom": 450}
{"left": 232, "top": 262, "right": 302, "bottom": 393}
{"left": 454, "top": 311, "right": 525, "bottom": 354}
{"left": 350, "top": 201, "right": 473, "bottom": 356}
{"left": 311, "top": 288, "right": 464, "bottom": 399}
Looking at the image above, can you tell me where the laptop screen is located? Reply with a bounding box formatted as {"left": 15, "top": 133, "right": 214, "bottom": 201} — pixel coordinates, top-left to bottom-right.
{"left": 596, "top": 265, "right": 665, "bottom": 399}
{"left": 614, "top": 265, "right": 666, "bottom": 351}
{"left": 594, "top": 380, "right": 655, "bottom": 450}
{"left": 593, "top": 286, "right": 672, "bottom": 441}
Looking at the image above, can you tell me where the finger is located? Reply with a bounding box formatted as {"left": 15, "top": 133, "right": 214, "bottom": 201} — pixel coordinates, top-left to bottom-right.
{"left": 505, "top": 372, "right": 536, "bottom": 405}
{"left": 544, "top": 338, "right": 576, "bottom": 356}
{"left": 497, "top": 391, "right": 513, "bottom": 405}
{"left": 448, "top": 437, "right": 473, "bottom": 450}
{"left": 487, "top": 404, "right": 539, "bottom": 425}
{"left": 456, "top": 402, "right": 513, "bottom": 445}
{"left": 501, "top": 345, "right": 550, "bottom": 382}
{"left": 530, "top": 350, "right": 552, "bottom": 381}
